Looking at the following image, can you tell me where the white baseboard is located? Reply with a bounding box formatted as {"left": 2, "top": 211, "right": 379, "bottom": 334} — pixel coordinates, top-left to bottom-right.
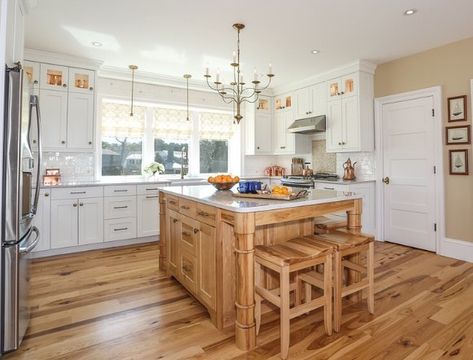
{"left": 30, "top": 235, "right": 160, "bottom": 259}
{"left": 439, "top": 237, "right": 473, "bottom": 263}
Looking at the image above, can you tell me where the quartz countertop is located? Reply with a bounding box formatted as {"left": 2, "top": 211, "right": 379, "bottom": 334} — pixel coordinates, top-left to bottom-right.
{"left": 314, "top": 178, "right": 376, "bottom": 185}
{"left": 159, "top": 185, "right": 362, "bottom": 213}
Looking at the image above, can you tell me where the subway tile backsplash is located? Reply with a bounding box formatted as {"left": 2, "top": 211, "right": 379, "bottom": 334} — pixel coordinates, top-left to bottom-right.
{"left": 336, "top": 152, "right": 376, "bottom": 180}
{"left": 39, "top": 152, "right": 95, "bottom": 182}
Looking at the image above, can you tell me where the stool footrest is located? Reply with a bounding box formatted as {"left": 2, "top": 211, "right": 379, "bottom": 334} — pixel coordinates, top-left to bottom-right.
{"left": 290, "top": 297, "right": 325, "bottom": 319}
{"left": 256, "top": 286, "right": 281, "bottom": 307}
{"left": 341, "top": 279, "right": 370, "bottom": 298}
{"left": 299, "top": 271, "right": 324, "bottom": 290}
{"left": 342, "top": 259, "right": 366, "bottom": 274}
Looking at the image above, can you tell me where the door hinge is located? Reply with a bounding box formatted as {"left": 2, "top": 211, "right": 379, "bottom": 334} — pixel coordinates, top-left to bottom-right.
{"left": 434, "top": 223, "right": 437, "bottom": 232}
{"left": 432, "top": 108, "right": 435, "bottom": 117}
{"left": 433, "top": 166, "right": 437, "bottom": 174}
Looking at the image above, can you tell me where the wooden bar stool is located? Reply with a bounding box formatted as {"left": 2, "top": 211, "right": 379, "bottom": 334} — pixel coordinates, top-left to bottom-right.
{"left": 313, "top": 229, "right": 375, "bottom": 332}
{"left": 254, "top": 237, "right": 334, "bottom": 359}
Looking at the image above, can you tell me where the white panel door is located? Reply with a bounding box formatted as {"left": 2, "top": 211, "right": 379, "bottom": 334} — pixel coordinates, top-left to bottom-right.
{"left": 137, "top": 194, "right": 160, "bottom": 237}
{"left": 40, "top": 89, "right": 68, "bottom": 149}
{"left": 326, "top": 100, "right": 343, "bottom": 152}
{"left": 78, "top": 197, "right": 103, "bottom": 245}
{"left": 67, "top": 93, "right": 94, "bottom": 150}
{"left": 50, "top": 199, "right": 78, "bottom": 249}
{"left": 382, "top": 96, "right": 436, "bottom": 251}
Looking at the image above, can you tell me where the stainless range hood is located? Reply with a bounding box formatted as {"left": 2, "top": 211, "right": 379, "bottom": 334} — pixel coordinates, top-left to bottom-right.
{"left": 288, "top": 115, "right": 326, "bottom": 134}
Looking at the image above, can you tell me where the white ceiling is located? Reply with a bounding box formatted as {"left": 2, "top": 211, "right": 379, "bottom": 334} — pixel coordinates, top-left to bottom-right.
{"left": 25, "top": 0, "right": 473, "bottom": 87}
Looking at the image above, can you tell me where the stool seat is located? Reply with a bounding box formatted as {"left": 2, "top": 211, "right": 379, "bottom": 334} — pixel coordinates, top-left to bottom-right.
{"left": 255, "top": 237, "right": 334, "bottom": 266}
{"left": 313, "top": 229, "right": 373, "bottom": 250}
{"left": 314, "top": 215, "right": 347, "bottom": 233}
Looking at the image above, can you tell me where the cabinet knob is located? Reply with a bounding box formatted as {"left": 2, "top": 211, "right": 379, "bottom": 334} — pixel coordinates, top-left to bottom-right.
{"left": 33, "top": 140, "right": 37, "bottom": 144}
{"left": 193, "top": 228, "right": 199, "bottom": 234}
{"left": 33, "top": 80, "right": 38, "bottom": 84}
{"left": 61, "top": 140, "right": 66, "bottom": 144}
{"left": 338, "top": 142, "right": 342, "bottom": 146}
{"left": 340, "top": 91, "right": 345, "bottom": 95}
{"left": 44, "top": 193, "right": 49, "bottom": 197}
{"left": 257, "top": 146, "right": 260, "bottom": 150}
{"left": 88, "top": 141, "right": 92, "bottom": 145}
{"left": 79, "top": 203, "right": 84, "bottom": 207}
{"left": 89, "top": 86, "right": 94, "bottom": 91}
{"left": 73, "top": 203, "right": 77, "bottom": 207}
{"left": 173, "top": 219, "right": 178, "bottom": 223}
{"left": 62, "top": 83, "right": 67, "bottom": 88}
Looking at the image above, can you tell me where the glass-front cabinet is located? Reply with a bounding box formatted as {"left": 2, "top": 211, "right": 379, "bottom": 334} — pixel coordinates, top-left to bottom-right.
{"left": 327, "top": 73, "right": 357, "bottom": 99}
{"left": 274, "top": 93, "right": 292, "bottom": 111}
{"left": 23, "top": 61, "right": 40, "bottom": 92}
{"left": 40, "top": 63, "right": 69, "bottom": 91}
{"left": 256, "top": 96, "right": 271, "bottom": 113}
{"left": 68, "top": 68, "right": 95, "bottom": 93}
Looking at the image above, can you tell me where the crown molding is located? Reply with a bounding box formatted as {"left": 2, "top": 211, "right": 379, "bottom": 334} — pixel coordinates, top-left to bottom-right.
{"left": 24, "top": 48, "right": 104, "bottom": 70}
{"left": 20, "top": 0, "right": 37, "bottom": 14}
{"left": 272, "top": 59, "right": 377, "bottom": 95}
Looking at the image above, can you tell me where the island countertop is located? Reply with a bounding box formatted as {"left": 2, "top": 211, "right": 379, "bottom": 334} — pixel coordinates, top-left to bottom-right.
{"left": 159, "top": 184, "right": 362, "bottom": 213}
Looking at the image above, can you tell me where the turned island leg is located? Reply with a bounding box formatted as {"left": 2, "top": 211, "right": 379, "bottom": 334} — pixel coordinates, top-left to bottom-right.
{"left": 347, "top": 198, "right": 362, "bottom": 303}
{"left": 234, "top": 213, "right": 256, "bottom": 351}
{"left": 158, "top": 192, "right": 167, "bottom": 271}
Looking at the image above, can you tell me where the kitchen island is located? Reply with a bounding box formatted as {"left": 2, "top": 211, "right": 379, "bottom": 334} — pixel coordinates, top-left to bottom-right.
{"left": 159, "top": 185, "right": 363, "bottom": 351}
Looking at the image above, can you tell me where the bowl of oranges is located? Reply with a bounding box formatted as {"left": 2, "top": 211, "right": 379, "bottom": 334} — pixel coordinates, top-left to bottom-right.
{"left": 207, "top": 174, "right": 240, "bottom": 191}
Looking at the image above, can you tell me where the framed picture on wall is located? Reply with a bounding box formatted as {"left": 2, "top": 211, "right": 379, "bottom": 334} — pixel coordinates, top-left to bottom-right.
{"left": 448, "top": 95, "right": 467, "bottom": 122}
{"left": 449, "top": 149, "right": 469, "bottom": 175}
{"left": 446, "top": 125, "right": 471, "bottom": 145}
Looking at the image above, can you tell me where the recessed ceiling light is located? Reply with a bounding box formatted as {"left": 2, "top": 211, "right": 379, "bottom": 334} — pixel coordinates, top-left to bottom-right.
{"left": 91, "top": 41, "right": 103, "bottom": 47}
{"left": 404, "top": 9, "right": 417, "bottom": 16}
{"left": 311, "top": 49, "right": 320, "bottom": 54}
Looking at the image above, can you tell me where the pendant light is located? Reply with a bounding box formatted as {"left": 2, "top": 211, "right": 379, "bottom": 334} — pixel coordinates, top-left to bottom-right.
{"left": 183, "top": 74, "right": 192, "bottom": 121}
{"left": 128, "top": 65, "right": 138, "bottom": 116}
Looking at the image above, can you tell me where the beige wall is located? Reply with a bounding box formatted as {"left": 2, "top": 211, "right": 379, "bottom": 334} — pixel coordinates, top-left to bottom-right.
{"left": 375, "top": 36, "right": 473, "bottom": 242}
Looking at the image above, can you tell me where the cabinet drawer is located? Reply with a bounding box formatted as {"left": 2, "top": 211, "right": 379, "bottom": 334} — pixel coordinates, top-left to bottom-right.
{"left": 104, "top": 196, "right": 137, "bottom": 219}
{"left": 137, "top": 184, "right": 168, "bottom": 195}
{"left": 180, "top": 216, "right": 199, "bottom": 256}
{"left": 167, "top": 195, "right": 179, "bottom": 211}
{"left": 178, "top": 198, "right": 196, "bottom": 217}
{"left": 180, "top": 250, "right": 197, "bottom": 293}
{"left": 51, "top": 186, "right": 103, "bottom": 200}
{"left": 196, "top": 203, "right": 218, "bottom": 226}
{"left": 104, "top": 218, "right": 137, "bottom": 242}
{"left": 315, "top": 183, "right": 346, "bottom": 192}
{"left": 104, "top": 185, "right": 137, "bottom": 197}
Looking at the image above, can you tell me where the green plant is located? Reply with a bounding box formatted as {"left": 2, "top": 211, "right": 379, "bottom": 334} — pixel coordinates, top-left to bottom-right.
{"left": 143, "top": 162, "right": 165, "bottom": 176}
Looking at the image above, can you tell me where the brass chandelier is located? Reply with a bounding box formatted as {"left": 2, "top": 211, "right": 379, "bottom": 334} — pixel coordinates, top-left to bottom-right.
{"left": 204, "top": 23, "right": 274, "bottom": 124}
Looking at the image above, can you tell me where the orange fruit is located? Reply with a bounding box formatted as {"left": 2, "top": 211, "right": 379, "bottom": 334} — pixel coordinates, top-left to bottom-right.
{"left": 233, "top": 176, "right": 240, "bottom": 182}
{"left": 208, "top": 176, "right": 215, "bottom": 183}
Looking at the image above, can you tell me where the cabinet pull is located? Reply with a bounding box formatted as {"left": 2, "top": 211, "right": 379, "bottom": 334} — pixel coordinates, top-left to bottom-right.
{"left": 146, "top": 188, "right": 159, "bottom": 191}
{"left": 113, "top": 227, "right": 128, "bottom": 232}
{"left": 113, "top": 189, "right": 128, "bottom": 192}
{"left": 172, "top": 219, "right": 178, "bottom": 223}
{"left": 280, "top": 146, "right": 286, "bottom": 149}
{"left": 197, "top": 210, "right": 210, "bottom": 217}
{"left": 146, "top": 195, "right": 159, "bottom": 199}
{"left": 180, "top": 205, "right": 190, "bottom": 210}
{"left": 182, "top": 231, "right": 191, "bottom": 237}
{"left": 113, "top": 205, "right": 128, "bottom": 209}
{"left": 193, "top": 228, "right": 199, "bottom": 234}
{"left": 44, "top": 193, "right": 49, "bottom": 197}
{"left": 182, "top": 264, "right": 191, "bottom": 273}
{"left": 324, "top": 187, "right": 335, "bottom": 190}
{"left": 169, "top": 200, "right": 177, "bottom": 205}
{"left": 70, "top": 191, "right": 86, "bottom": 195}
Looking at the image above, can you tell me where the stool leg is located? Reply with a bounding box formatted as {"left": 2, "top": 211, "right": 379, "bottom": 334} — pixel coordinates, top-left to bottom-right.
{"left": 280, "top": 266, "right": 290, "bottom": 360}
{"left": 367, "top": 242, "right": 375, "bottom": 314}
{"left": 334, "top": 251, "right": 343, "bottom": 332}
{"left": 255, "top": 261, "right": 262, "bottom": 335}
{"left": 323, "top": 254, "right": 333, "bottom": 336}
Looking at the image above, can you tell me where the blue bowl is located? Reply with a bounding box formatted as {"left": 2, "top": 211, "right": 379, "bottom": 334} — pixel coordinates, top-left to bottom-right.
{"left": 238, "top": 181, "right": 262, "bottom": 194}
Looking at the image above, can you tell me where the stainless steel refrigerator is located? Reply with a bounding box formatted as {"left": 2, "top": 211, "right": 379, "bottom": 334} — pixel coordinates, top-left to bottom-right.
{"left": 1, "top": 63, "right": 42, "bottom": 353}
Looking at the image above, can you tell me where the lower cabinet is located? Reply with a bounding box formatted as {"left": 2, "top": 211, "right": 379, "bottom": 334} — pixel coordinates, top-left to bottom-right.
{"left": 78, "top": 198, "right": 104, "bottom": 245}
{"left": 32, "top": 190, "right": 51, "bottom": 252}
{"left": 137, "top": 194, "right": 160, "bottom": 237}
{"left": 166, "top": 208, "right": 217, "bottom": 311}
{"left": 104, "top": 218, "right": 137, "bottom": 242}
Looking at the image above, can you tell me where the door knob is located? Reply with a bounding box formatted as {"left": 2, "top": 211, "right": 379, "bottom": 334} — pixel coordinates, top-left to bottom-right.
{"left": 383, "top": 177, "right": 390, "bottom": 185}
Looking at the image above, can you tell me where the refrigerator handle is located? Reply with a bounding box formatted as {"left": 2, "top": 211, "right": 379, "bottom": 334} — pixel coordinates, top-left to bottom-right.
{"left": 30, "top": 95, "right": 42, "bottom": 215}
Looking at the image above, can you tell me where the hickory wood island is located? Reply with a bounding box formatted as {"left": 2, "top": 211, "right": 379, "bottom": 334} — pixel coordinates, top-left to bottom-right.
{"left": 158, "top": 185, "right": 363, "bottom": 351}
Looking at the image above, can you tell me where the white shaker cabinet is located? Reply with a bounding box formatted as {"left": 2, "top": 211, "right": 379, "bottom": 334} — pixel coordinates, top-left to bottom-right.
{"left": 40, "top": 89, "right": 68, "bottom": 149}
{"left": 137, "top": 194, "right": 160, "bottom": 237}
{"left": 295, "top": 82, "right": 327, "bottom": 119}
{"left": 245, "top": 97, "right": 273, "bottom": 155}
{"left": 273, "top": 109, "right": 311, "bottom": 155}
{"left": 32, "top": 190, "right": 51, "bottom": 252}
{"left": 50, "top": 199, "right": 79, "bottom": 249}
{"left": 78, "top": 198, "right": 104, "bottom": 245}
{"left": 67, "top": 93, "right": 94, "bottom": 150}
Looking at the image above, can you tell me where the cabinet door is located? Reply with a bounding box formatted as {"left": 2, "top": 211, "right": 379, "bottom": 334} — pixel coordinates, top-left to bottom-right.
{"left": 166, "top": 210, "right": 181, "bottom": 275}
{"left": 327, "top": 78, "right": 342, "bottom": 99}
{"left": 137, "top": 194, "right": 159, "bottom": 237}
{"left": 295, "top": 87, "right": 312, "bottom": 118}
{"left": 341, "top": 73, "right": 357, "bottom": 97}
{"left": 32, "top": 190, "right": 51, "bottom": 252}
{"left": 78, "top": 197, "right": 103, "bottom": 245}
{"left": 256, "top": 96, "right": 271, "bottom": 113}
{"left": 326, "top": 100, "right": 343, "bottom": 152}
{"left": 40, "top": 63, "right": 68, "bottom": 91}
{"left": 198, "top": 223, "right": 216, "bottom": 309}
{"left": 67, "top": 93, "right": 94, "bottom": 150}
{"left": 50, "top": 199, "right": 78, "bottom": 249}
{"left": 273, "top": 111, "right": 287, "bottom": 153}
{"left": 23, "top": 61, "right": 40, "bottom": 93}
{"left": 342, "top": 96, "right": 360, "bottom": 151}
{"left": 284, "top": 110, "right": 296, "bottom": 154}
{"left": 312, "top": 82, "right": 327, "bottom": 116}
{"left": 180, "top": 250, "right": 197, "bottom": 293}
{"left": 180, "top": 215, "right": 199, "bottom": 256}
{"left": 254, "top": 113, "right": 272, "bottom": 154}
{"left": 68, "top": 68, "right": 95, "bottom": 94}
{"left": 40, "top": 89, "right": 68, "bottom": 149}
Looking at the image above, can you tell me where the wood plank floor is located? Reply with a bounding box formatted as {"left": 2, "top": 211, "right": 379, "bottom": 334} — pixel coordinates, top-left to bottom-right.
{"left": 5, "top": 242, "right": 473, "bottom": 360}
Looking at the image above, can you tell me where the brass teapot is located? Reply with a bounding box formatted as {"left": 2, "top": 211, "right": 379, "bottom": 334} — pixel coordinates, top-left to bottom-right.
{"left": 343, "top": 158, "right": 357, "bottom": 181}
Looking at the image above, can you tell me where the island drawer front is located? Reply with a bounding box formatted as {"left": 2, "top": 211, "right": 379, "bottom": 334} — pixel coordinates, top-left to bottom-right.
{"left": 104, "top": 218, "right": 137, "bottom": 242}
{"left": 180, "top": 250, "right": 197, "bottom": 293}
{"left": 180, "top": 215, "right": 199, "bottom": 256}
{"left": 104, "top": 185, "right": 137, "bottom": 197}
{"left": 137, "top": 184, "right": 164, "bottom": 195}
{"left": 167, "top": 195, "right": 180, "bottom": 211}
{"left": 179, "top": 199, "right": 196, "bottom": 218}
{"left": 104, "top": 196, "right": 137, "bottom": 220}
{"left": 196, "top": 203, "right": 218, "bottom": 226}
{"left": 51, "top": 186, "right": 103, "bottom": 200}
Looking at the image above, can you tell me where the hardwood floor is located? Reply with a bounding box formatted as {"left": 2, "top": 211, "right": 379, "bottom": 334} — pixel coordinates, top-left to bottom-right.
{"left": 5, "top": 242, "right": 473, "bottom": 359}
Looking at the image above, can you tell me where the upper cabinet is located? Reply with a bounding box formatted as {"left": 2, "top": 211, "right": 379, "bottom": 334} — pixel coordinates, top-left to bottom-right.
{"left": 325, "top": 71, "right": 374, "bottom": 153}
{"left": 274, "top": 93, "right": 293, "bottom": 111}
{"left": 28, "top": 60, "right": 97, "bottom": 152}
{"left": 245, "top": 96, "right": 273, "bottom": 155}
{"left": 295, "top": 82, "right": 327, "bottom": 119}
{"left": 272, "top": 104, "right": 311, "bottom": 155}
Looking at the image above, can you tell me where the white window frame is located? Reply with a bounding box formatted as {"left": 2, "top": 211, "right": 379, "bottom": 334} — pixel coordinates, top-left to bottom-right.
{"left": 96, "top": 95, "right": 238, "bottom": 180}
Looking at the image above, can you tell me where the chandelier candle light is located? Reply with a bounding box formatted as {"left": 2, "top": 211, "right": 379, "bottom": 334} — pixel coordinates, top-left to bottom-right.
{"left": 204, "top": 23, "right": 274, "bottom": 124}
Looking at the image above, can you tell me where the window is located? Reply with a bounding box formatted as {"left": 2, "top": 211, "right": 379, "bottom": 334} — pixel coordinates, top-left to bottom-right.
{"left": 99, "top": 99, "right": 238, "bottom": 177}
